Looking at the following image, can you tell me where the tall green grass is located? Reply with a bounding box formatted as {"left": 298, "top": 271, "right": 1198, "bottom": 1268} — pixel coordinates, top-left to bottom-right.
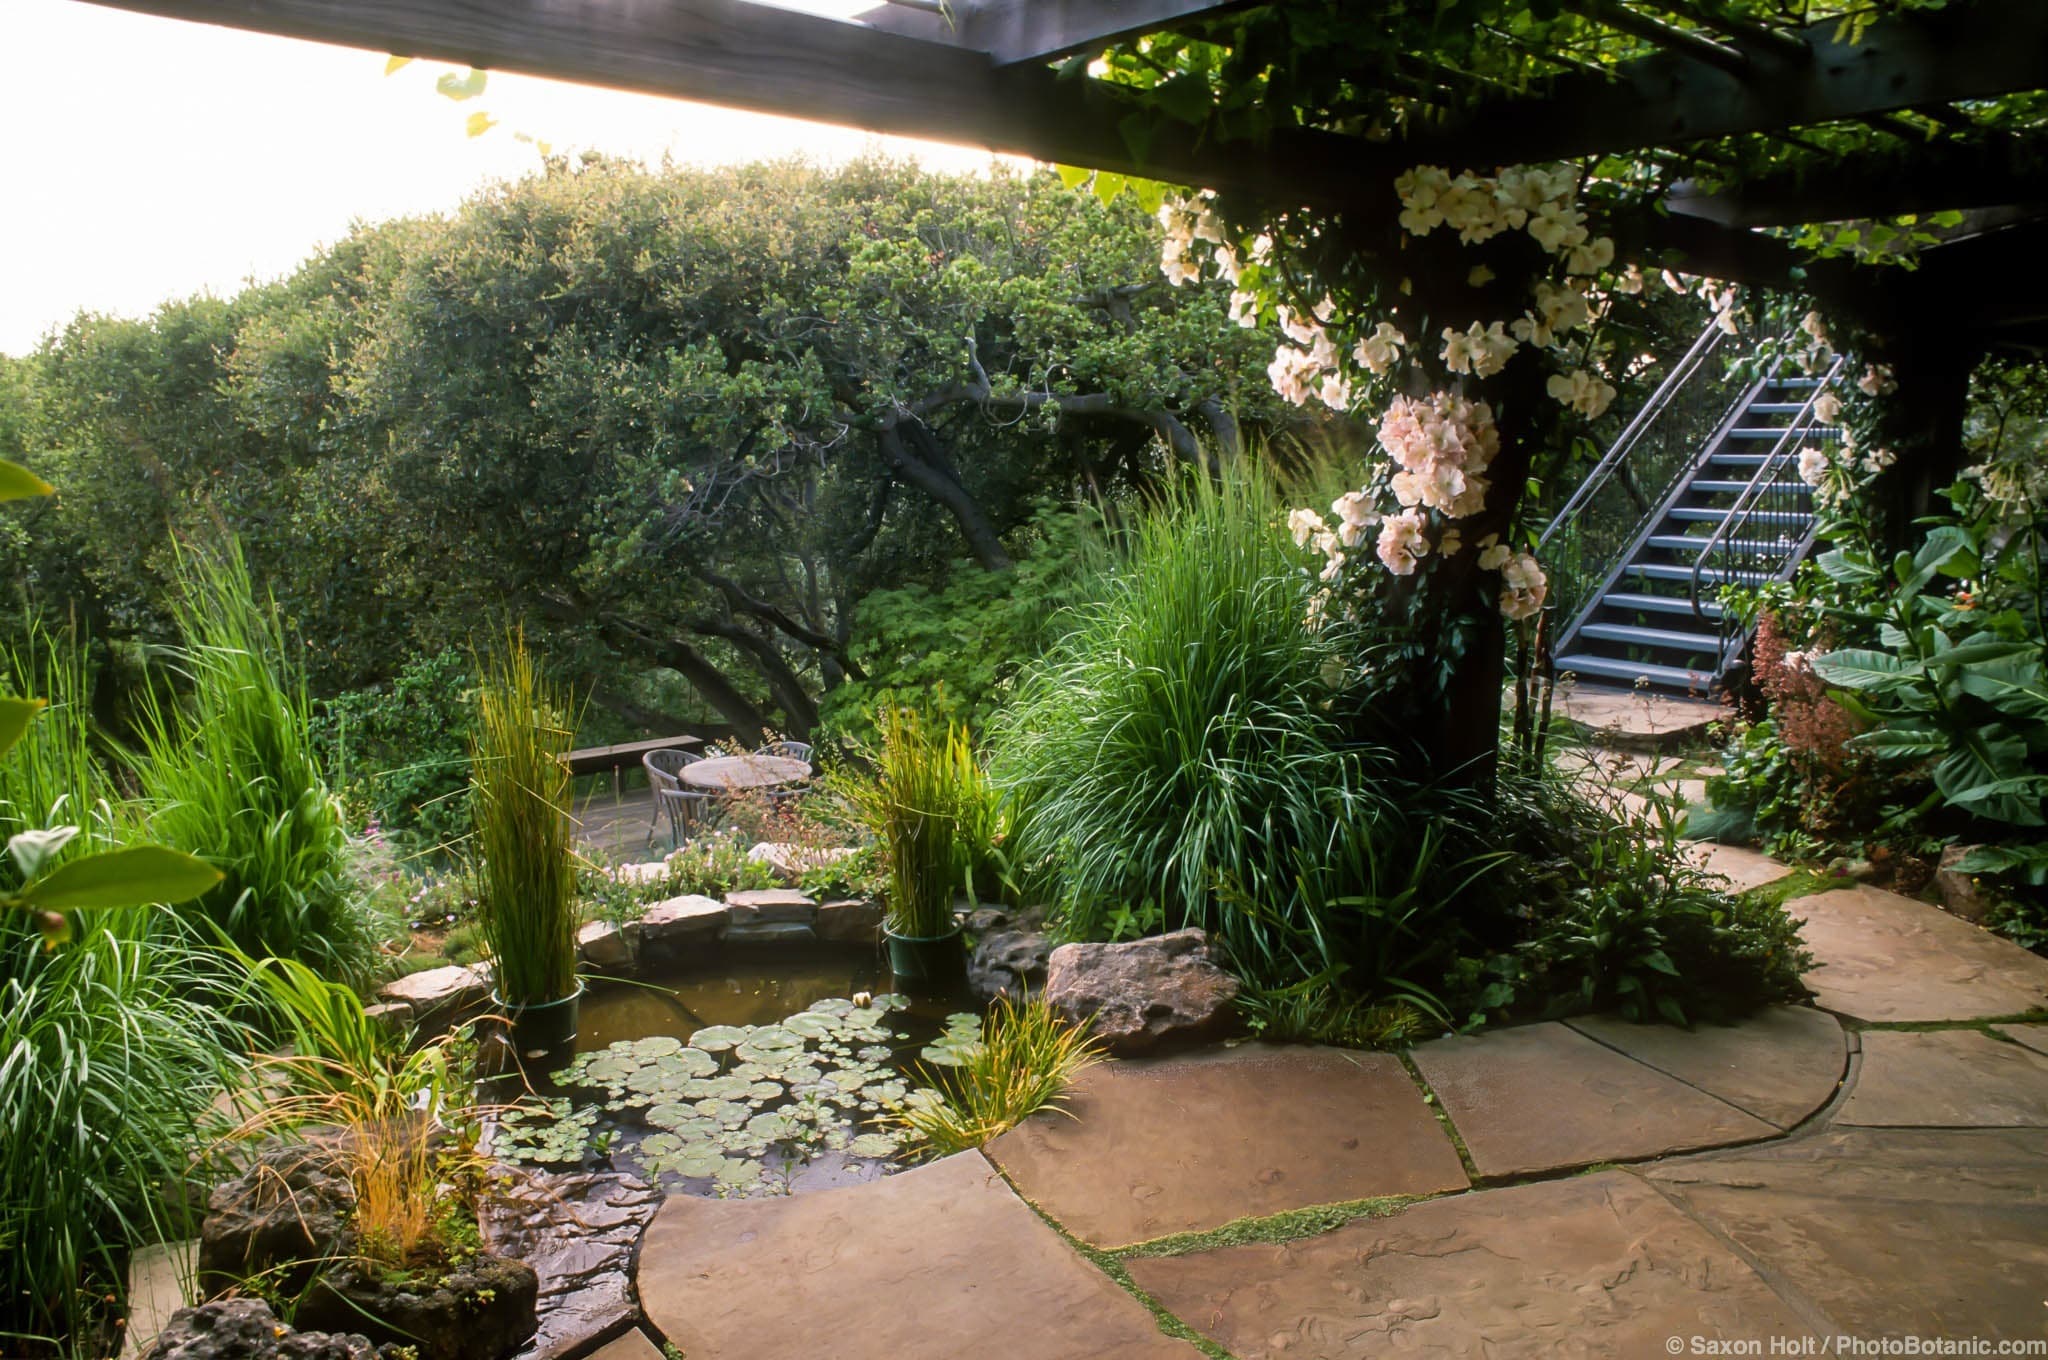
{"left": 468, "top": 633, "right": 579, "bottom": 1006}
{"left": 837, "top": 706, "right": 985, "bottom": 937}
{"left": 992, "top": 473, "right": 1484, "bottom": 995}
{"left": 0, "top": 628, "right": 247, "bottom": 1349}
{"left": 136, "top": 542, "right": 379, "bottom": 987}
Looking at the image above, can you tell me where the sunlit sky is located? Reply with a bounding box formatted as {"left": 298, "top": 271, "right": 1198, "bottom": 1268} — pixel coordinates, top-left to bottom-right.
{"left": 0, "top": 0, "right": 1025, "bottom": 356}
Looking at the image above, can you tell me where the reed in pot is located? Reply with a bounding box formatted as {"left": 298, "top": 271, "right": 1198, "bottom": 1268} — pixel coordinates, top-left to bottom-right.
{"left": 469, "top": 633, "right": 581, "bottom": 1050}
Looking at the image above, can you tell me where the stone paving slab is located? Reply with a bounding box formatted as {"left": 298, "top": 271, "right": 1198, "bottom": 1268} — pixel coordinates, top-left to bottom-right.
{"left": 636, "top": 1151, "right": 1200, "bottom": 1360}
{"left": 1837, "top": 1028, "right": 2048, "bottom": 1127}
{"left": 1648, "top": 1128, "right": 2048, "bottom": 1339}
{"left": 120, "top": 1239, "right": 194, "bottom": 1360}
{"left": 1557, "top": 688, "right": 1730, "bottom": 750}
{"left": 1789, "top": 886, "right": 2048, "bottom": 1022}
{"left": 1566, "top": 1006, "right": 1846, "bottom": 1130}
{"left": 1127, "top": 1170, "right": 1810, "bottom": 1358}
{"left": 984, "top": 1044, "right": 1467, "bottom": 1249}
{"left": 1685, "top": 841, "right": 1795, "bottom": 893}
{"left": 1410, "top": 1022, "right": 1775, "bottom": 1177}
{"left": 583, "top": 1331, "right": 663, "bottom": 1360}
{"left": 1998, "top": 1023, "right": 2048, "bottom": 1056}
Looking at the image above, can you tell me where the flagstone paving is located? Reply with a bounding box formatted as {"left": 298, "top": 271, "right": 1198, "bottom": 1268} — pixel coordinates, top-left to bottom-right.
{"left": 1792, "top": 884, "right": 2048, "bottom": 1021}
{"left": 1564, "top": 1004, "right": 1846, "bottom": 1129}
{"left": 984, "top": 1045, "right": 1467, "bottom": 1248}
{"left": 1838, "top": 1028, "right": 2048, "bottom": 1127}
{"left": 1410, "top": 1021, "right": 1777, "bottom": 1177}
{"left": 1124, "top": 1171, "right": 1815, "bottom": 1359}
{"left": 629, "top": 850, "right": 2048, "bottom": 1360}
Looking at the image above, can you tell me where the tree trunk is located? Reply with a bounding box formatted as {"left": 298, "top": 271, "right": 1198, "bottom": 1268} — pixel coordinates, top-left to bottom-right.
{"left": 878, "top": 422, "right": 1014, "bottom": 569}
{"left": 1876, "top": 324, "right": 1978, "bottom": 552}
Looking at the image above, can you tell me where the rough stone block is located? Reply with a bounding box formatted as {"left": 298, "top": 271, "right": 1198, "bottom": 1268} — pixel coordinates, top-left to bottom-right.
{"left": 577, "top": 920, "right": 639, "bottom": 970}
{"left": 376, "top": 963, "right": 491, "bottom": 1024}
{"left": 814, "top": 897, "right": 884, "bottom": 944}
{"left": 725, "top": 888, "right": 816, "bottom": 925}
{"left": 722, "top": 922, "right": 817, "bottom": 946}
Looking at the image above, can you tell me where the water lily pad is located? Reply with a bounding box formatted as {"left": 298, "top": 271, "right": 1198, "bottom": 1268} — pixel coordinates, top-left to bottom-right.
{"left": 630, "top": 1035, "right": 686, "bottom": 1059}
{"left": 689, "top": 1024, "right": 752, "bottom": 1051}
{"left": 746, "top": 1110, "right": 800, "bottom": 1142}
{"left": 846, "top": 1131, "right": 901, "bottom": 1159}
{"left": 807, "top": 997, "right": 854, "bottom": 1017}
{"left": 870, "top": 993, "right": 911, "bottom": 1012}
{"left": 714, "top": 1159, "right": 763, "bottom": 1190}
{"left": 746, "top": 1081, "right": 784, "bottom": 1101}
{"left": 782, "top": 1012, "right": 838, "bottom": 1039}
{"left": 734, "top": 1026, "right": 805, "bottom": 1062}
{"left": 857, "top": 1044, "right": 895, "bottom": 1063}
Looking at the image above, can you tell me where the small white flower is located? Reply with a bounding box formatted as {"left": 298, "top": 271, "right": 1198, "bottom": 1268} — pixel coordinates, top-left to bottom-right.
{"left": 1797, "top": 446, "right": 1829, "bottom": 486}
{"left": 1353, "top": 322, "right": 1405, "bottom": 376}
{"left": 1287, "top": 507, "right": 1324, "bottom": 547}
{"left": 1801, "top": 310, "right": 1832, "bottom": 349}
{"left": 1814, "top": 391, "right": 1843, "bottom": 424}
{"left": 1565, "top": 235, "right": 1614, "bottom": 276}
{"left": 1546, "top": 368, "right": 1617, "bottom": 419}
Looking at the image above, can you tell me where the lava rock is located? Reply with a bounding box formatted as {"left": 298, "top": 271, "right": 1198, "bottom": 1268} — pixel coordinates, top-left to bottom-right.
{"left": 968, "top": 928, "right": 1052, "bottom": 1003}
{"left": 1936, "top": 844, "right": 1995, "bottom": 923}
{"left": 295, "top": 1254, "right": 538, "bottom": 1360}
{"left": 138, "top": 1299, "right": 384, "bottom": 1360}
{"left": 198, "top": 1141, "right": 356, "bottom": 1296}
{"left": 1043, "top": 928, "right": 1241, "bottom": 1054}
{"left": 479, "top": 1171, "right": 663, "bottom": 1360}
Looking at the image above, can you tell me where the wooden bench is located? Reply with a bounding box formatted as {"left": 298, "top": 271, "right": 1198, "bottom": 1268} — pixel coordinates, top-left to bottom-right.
{"left": 565, "top": 735, "right": 704, "bottom": 778}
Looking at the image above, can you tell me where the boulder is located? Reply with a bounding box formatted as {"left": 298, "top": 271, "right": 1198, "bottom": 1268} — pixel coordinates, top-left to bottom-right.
{"left": 294, "top": 1254, "right": 538, "bottom": 1360}
{"left": 969, "top": 927, "right": 1052, "bottom": 1003}
{"left": 576, "top": 920, "right": 638, "bottom": 970}
{"left": 638, "top": 895, "right": 728, "bottom": 969}
{"left": 1936, "top": 844, "right": 1995, "bottom": 923}
{"left": 198, "top": 1140, "right": 355, "bottom": 1295}
{"left": 376, "top": 964, "right": 491, "bottom": 1027}
{"left": 815, "top": 897, "right": 885, "bottom": 944}
{"left": 479, "top": 1171, "right": 663, "bottom": 1360}
{"left": 138, "top": 1299, "right": 381, "bottom": 1360}
{"left": 724, "top": 888, "right": 816, "bottom": 925}
{"left": 1043, "top": 929, "right": 1241, "bottom": 1055}
{"left": 361, "top": 1002, "right": 414, "bottom": 1037}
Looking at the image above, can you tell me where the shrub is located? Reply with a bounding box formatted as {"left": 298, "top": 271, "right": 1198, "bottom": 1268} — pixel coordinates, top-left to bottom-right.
{"left": 992, "top": 473, "right": 1479, "bottom": 996}
{"left": 891, "top": 998, "right": 1100, "bottom": 1153}
{"left": 468, "top": 633, "right": 579, "bottom": 1006}
{"left": 315, "top": 648, "right": 475, "bottom": 850}
{"left": 136, "top": 541, "right": 382, "bottom": 987}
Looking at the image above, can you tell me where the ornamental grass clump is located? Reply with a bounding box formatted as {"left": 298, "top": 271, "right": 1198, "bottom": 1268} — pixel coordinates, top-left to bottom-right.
{"left": 468, "top": 634, "right": 579, "bottom": 1007}
{"left": 891, "top": 998, "right": 1100, "bottom": 1154}
{"left": 839, "top": 706, "right": 987, "bottom": 938}
{"left": 137, "top": 540, "right": 378, "bottom": 987}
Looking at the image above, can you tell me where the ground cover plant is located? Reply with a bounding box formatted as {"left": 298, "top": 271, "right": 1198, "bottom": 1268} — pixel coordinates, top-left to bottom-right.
{"left": 890, "top": 999, "right": 1101, "bottom": 1154}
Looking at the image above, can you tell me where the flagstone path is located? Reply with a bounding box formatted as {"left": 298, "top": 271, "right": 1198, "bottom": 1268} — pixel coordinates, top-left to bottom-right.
{"left": 614, "top": 839, "right": 2048, "bottom": 1359}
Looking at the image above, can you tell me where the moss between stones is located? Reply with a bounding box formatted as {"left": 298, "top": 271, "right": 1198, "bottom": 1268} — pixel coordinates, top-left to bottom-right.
{"left": 1396, "top": 1050, "right": 1481, "bottom": 1183}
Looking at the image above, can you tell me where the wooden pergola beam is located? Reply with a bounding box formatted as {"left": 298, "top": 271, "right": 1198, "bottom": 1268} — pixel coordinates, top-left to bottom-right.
{"left": 1665, "top": 132, "right": 2048, "bottom": 227}
{"left": 854, "top": 0, "right": 1246, "bottom": 66}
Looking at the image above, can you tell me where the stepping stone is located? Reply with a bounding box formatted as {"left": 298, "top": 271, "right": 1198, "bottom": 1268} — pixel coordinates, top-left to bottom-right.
{"left": 1649, "top": 1128, "right": 2048, "bottom": 1338}
{"left": 1838, "top": 1029, "right": 2048, "bottom": 1127}
{"left": 985, "top": 1045, "right": 1466, "bottom": 1249}
{"left": 1556, "top": 688, "right": 1730, "bottom": 750}
{"left": 1566, "top": 1005, "right": 1846, "bottom": 1129}
{"left": 120, "top": 1239, "right": 195, "bottom": 1360}
{"left": 1683, "top": 841, "right": 1793, "bottom": 892}
{"left": 1128, "top": 1170, "right": 1809, "bottom": 1358}
{"left": 637, "top": 1151, "right": 1200, "bottom": 1360}
{"left": 1410, "top": 1023, "right": 1774, "bottom": 1177}
{"left": 583, "top": 1332, "right": 664, "bottom": 1360}
{"left": 1997, "top": 1023, "right": 2048, "bottom": 1056}
{"left": 1788, "top": 886, "right": 2048, "bottom": 1022}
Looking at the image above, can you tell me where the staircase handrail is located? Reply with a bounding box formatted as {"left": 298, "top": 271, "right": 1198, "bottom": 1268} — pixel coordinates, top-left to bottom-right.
{"left": 1687, "top": 353, "right": 1848, "bottom": 623}
{"left": 1539, "top": 317, "right": 1729, "bottom": 551}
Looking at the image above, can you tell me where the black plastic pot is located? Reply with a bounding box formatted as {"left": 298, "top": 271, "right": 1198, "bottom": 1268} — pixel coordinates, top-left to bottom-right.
{"left": 884, "top": 923, "right": 965, "bottom": 988}
{"left": 491, "top": 979, "right": 586, "bottom": 1055}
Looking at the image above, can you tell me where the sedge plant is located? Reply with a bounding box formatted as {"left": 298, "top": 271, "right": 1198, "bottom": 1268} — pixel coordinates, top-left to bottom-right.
{"left": 836, "top": 706, "right": 987, "bottom": 938}
{"left": 467, "top": 633, "right": 579, "bottom": 1006}
{"left": 891, "top": 998, "right": 1101, "bottom": 1154}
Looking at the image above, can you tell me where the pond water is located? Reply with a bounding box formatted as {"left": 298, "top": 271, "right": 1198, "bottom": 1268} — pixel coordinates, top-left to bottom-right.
{"left": 482, "top": 944, "right": 979, "bottom": 1200}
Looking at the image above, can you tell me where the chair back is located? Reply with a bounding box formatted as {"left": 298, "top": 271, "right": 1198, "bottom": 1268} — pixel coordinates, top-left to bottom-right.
{"left": 758, "top": 740, "right": 814, "bottom": 764}
{"left": 645, "top": 747, "right": 701, "bottom": 785}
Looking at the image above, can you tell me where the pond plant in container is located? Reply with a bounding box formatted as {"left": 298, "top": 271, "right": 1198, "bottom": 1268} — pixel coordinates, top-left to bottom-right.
{"left": 842, "top": 706, "right": 982, "bottom": 986}
{"left": 469, "top": 634, "right": 582, "bottom": 1052}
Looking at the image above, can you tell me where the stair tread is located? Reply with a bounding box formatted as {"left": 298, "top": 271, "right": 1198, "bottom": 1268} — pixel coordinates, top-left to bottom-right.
{"left": 1628, "top": 561, "right": 1759, "bottom": 582}
{"left": 1688, "top": 479, "right": 1813, "bottom": 495}
{"left": 1555, "top": 653, "right": 1715, "bottom": 690}
{"left": 1578, "top": 622, "right": 1725, "bottom": 653}
{"left": 1646, "top": 534, "right": 1794, "bottom": 553}
{"left": 1728, "top": 426, "right": 1843, "bottom": 439}
{"left": 1668, "top": 505, "right": 1814, "bottom": 522}
{"left": 1602, "top": 591, "right": 1726, "bottom": 618}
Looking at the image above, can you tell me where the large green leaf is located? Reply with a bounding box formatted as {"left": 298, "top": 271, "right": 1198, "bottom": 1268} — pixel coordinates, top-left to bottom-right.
{"left": 1816, "top": 547, "right": 1881, "bottom": 587}
{"left": 21, "top": 845, "right": 223, "bottom": 911}
{"left": 1847, "top": 726, "right": 1947, "bottom": 758}
{"left": 1809, "top": 648, "right": 1916, "bottom": 693}
{"left": 0, "top": 459, "right": 53, "bottom": 503}
{"left": 0, "top": 696, "right": 45, "bottom": 760}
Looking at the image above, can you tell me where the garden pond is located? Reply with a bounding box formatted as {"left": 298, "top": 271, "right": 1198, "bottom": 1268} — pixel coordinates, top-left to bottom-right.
{"left": 481, "top": 944, "right": 982, "bottom": 1199}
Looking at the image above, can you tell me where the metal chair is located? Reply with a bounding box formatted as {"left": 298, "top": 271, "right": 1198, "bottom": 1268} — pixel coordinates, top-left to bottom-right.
{"left": 758, "top": 740, "right": 814, "bottom": 764}
{"left": 643, "top": 748, "right": 704, "bottom": 845}
{"left": 656, "top": 786, "right": 717, "bottom": 849}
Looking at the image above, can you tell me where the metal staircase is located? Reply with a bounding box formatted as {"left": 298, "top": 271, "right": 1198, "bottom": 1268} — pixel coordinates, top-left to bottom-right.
{"left": 1542, "top": 323, "right": 1843, "bottom": 697}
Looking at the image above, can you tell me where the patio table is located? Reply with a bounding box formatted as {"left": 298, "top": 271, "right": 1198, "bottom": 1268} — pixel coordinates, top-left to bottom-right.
{"left": 680, "top": 753, "right": 812, "bottom": 793}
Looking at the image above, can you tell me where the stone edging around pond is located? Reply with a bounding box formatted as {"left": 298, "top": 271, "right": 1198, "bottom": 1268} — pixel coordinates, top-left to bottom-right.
{"left": 373, "top": 862, "right": 883, "bottom": 1034}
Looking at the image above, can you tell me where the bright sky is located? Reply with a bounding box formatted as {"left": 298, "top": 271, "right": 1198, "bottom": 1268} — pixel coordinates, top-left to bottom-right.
{"left": 0, "top": 0, "right": 1023, "bottom": 356}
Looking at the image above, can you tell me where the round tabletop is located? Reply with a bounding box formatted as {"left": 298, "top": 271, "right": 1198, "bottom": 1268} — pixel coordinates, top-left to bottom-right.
{"left": 680, "top": 754, "right": 812, "bottom": 791}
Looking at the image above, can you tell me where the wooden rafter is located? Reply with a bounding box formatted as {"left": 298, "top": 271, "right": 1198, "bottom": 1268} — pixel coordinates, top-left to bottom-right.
{"left": 1666, "top": 131, "right": 2048, "bottom": 227}
{"left": 854, "top": 0, "right": 1245, "bottom": 66}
